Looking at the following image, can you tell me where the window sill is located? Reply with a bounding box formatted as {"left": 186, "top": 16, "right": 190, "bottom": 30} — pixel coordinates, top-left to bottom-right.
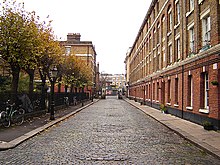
{"left": 186, "top": 106, "right": 193, "bottom": 111}
{"left": 199, "top": 44, "right": 211, "bottom": 52}
{"left": 186, "top": 9, "right": 194, "bottom": 17}
{"left": 199, "top": 0, "right": 204, "bottom": 4}
{"left": 166, "top": 103, "right": 171, "bottom": 106}
{"left": 167, "top": 64, "right": 173, "bottom": 68}
{"left": 174, "top": 23, "right": 180, "bottom": 29}
{"left": 167, "top": 31, "right": 172, "bottom": 37}
{"left": 176, "top": 59, "right": 181, "bottom": 62}
{"left": 174, "top": 104, "right": 179, "bottom": 107}
{"left": 187, "top": 52, "right": 196, "bottom": 58}
{"left": 199, "top": 109, "right": 209, "bottom": 114}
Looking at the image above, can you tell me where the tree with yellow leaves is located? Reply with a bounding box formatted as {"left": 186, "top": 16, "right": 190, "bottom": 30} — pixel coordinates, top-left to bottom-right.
{"left": 0, "top": 0, "right": 62, "bottom": 104}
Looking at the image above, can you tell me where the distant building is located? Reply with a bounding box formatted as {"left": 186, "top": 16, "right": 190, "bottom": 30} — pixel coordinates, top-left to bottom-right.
{"left": 124, "top": 47, "right": 132, "bottom": 97}
{"left": 109, "top": 74, "right": 126, "bottom": 89}
{"left": 99, "top": 73, "right": 126, "bottom": 95}
{"left": 125, "top": 0, "right": 220, "bottom": 129}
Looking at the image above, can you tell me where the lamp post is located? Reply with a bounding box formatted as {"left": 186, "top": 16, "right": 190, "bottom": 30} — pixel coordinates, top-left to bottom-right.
{"left": 81, "top": 83, "right": 85, "bottom": 106}
{"left": 49, "top": 66, "right": 58, "bottom": 120}
{"left": 126, "top": 83, "right": 129, "bottom": 98}
{"left": 91, "top": 82, "right": 95, "bottom": 102}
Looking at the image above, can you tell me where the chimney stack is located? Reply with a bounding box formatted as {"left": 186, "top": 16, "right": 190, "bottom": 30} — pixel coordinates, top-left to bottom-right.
{"left": 67, "top": 33, "right": 81, "bottom": 42}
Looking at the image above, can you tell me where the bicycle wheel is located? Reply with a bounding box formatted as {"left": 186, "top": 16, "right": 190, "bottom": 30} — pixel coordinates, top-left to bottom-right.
{"left": 11, "top": 108, "right": 25, "bottom": 125}
{"left": 65, "top": 100, "right": 69, "bottom": 107}
{"left": 0, "top": 111, "right": 10, "bottom": 127}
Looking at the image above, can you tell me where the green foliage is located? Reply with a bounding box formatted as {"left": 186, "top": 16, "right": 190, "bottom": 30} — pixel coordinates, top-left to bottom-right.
{"left": 202, "top": 121, "right": 213, "bottom": 130}
{"left": 0, "top": 76, "right": 11, "bottom": 92}
{"left": 61, "top": 55, "right": 92, "bottom": 88}
{"left": 17, "top": 72, "right": 29, "bottom": 93}
{"left": 0, "top": 1, "right": 30, "bottom": 66}
{"left": 160, "top": 104, "right": 167, "bottom": 112}
{"left": 0, "top": 0, "right": 61, "bottom": 95}
{"left": 211, "top": 80, "right": 218, "bottom": 86}
{"left": 202, "top": 121, "right": 212, "bottom": 127}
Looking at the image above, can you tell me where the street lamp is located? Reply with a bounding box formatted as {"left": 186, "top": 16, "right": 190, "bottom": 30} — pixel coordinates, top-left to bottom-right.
{"left": 81, "top": 83, "right": 86, "bottom": 106}
{"left": 92, "top": 82, "right": 95, "bottom": 102}
{"left": 49, "top": 66, "right": 58, "bottom": 120}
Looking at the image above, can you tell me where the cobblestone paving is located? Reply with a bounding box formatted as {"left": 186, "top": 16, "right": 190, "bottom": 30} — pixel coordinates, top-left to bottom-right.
{"left": 0, "top": 96, "right": 220, "bottom": 164}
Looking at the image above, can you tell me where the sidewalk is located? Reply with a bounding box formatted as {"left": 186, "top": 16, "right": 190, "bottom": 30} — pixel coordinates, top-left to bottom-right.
{"left": 124, "top": 98, "right": 220, "bottom": 159}
{"left": 0, "top": 99, "right": 99, "bottom": 150}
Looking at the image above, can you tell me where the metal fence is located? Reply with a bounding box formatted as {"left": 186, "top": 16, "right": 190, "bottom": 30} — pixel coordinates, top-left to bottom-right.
{"left": 0, "top": 92, "right": 89, "bottom": 114}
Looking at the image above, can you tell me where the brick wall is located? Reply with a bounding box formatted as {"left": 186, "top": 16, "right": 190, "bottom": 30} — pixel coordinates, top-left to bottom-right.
{"left": 127, "top": 0, "right": 220, "bottom": 128}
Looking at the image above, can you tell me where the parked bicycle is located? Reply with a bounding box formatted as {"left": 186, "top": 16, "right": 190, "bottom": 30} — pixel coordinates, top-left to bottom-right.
{"left": 0, "top": 100, "right": 25, "bottom": 127}
{"left": 64, "top": 97, "right": 69, "bottom": 108}
{"left": 73, "top": 96, "right": 77, "bottom": 106}
{"left": 33, "top": 99, "right": 41, "bottom": 111}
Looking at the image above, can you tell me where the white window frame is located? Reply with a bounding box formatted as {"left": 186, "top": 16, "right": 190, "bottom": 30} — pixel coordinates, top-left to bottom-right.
{"left": 176, "top": 38, "right": 180, "bottom": 60}
{"left": 189, "top": 76, "right": 193, "bottom": 107}
{"left": 65, "top": 46, "right": 71, "bottom": 56}
{"left": 189, "top": 0, "right": 194, "bottom": 11}
{"left": 157, "top": 24, "right": 160, "bottom": 44}
{"left": 163, "top": 47, "right": 166, "bottom": 62}
{"left": 202, "top": 16, "right": 211, "bottom": 46}
{"left": 189, "top": 27, "right": 195, "bottom": 52}
{"left": 176, "top": 2, "right": 180, "bottom": 24}
{"left": 167, "top": 79, "right": 171, "bottom": 104}
{"left": 168, "top": 44, "right": 172, "bottom": 64}
{"left": 204, "top": 73, "right": 209, "bottom": 110}
{"left": 168, "top": 10, "right": 172, "bottom": 32}
{"left": 186, "top": 75, "right": 193, "bottom": 110}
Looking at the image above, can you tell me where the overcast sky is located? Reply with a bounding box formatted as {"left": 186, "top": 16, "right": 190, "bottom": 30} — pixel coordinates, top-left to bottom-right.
{"left": 16, "top": 0, "right": 151, "bottom": 74}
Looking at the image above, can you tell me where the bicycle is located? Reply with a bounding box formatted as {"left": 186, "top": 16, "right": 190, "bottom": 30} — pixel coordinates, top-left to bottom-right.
{"left": 64, "top": 97, "right": 69, "bottom": 108}
{"left": 0, "top": 100, "right": 25, "bottom": 127}
{"left": 33, "top": 99, "right": 41, "bottom": 111}
{"left": 73, "top": 96, "right": 77, "bottom": 106}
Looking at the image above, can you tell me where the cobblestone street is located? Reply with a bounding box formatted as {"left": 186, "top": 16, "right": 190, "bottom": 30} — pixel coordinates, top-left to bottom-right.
{"left": 0, "top": 96, "right": 219, "bottom": 164}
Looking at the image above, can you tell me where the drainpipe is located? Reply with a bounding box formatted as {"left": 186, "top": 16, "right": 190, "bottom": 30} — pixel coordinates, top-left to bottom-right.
{"left": 143, "top": 83, "right": 146, "bottom": 105}
{"left": 182, "top": 65, "right": 184, "bottom": 119}
{"left": 87, "top": 46, "right": 89, "bottom": 66}
{"left": 151, "top": 77, "right": 153, "bottom": 107}
{"left": 181, "top": 0, "right": 185, "bottom": 119}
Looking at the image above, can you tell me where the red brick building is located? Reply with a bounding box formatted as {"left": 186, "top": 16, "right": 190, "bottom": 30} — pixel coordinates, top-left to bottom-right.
{"left": 125, "top": 0, "right": 220, "bottom": 129}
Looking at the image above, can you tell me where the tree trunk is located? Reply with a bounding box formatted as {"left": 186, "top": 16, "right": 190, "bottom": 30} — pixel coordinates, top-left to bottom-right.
{"left": 65, "top": 84, "right": 68, "bottom": 93}
{"left": 39, "top": 68, "right": 47, "bottom": 111}
{"left": 11, "top": 65, "right": 20, "bottom": 102}
{"left": 58, "top": 77, "right": 62, "bottom": 93}
{"left": 70, "top": 84, "right": 74, "bottom": 93}
{"left": 26, "top": 69, "right": 35, "bottom": 102}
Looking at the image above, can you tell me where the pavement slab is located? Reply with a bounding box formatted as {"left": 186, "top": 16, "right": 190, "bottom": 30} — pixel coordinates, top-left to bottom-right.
{"left": 124, "top": 98, "right": 220, "bottom": 159}
{"left": 0, "top": 99, "right": 97, "bottom": 150}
